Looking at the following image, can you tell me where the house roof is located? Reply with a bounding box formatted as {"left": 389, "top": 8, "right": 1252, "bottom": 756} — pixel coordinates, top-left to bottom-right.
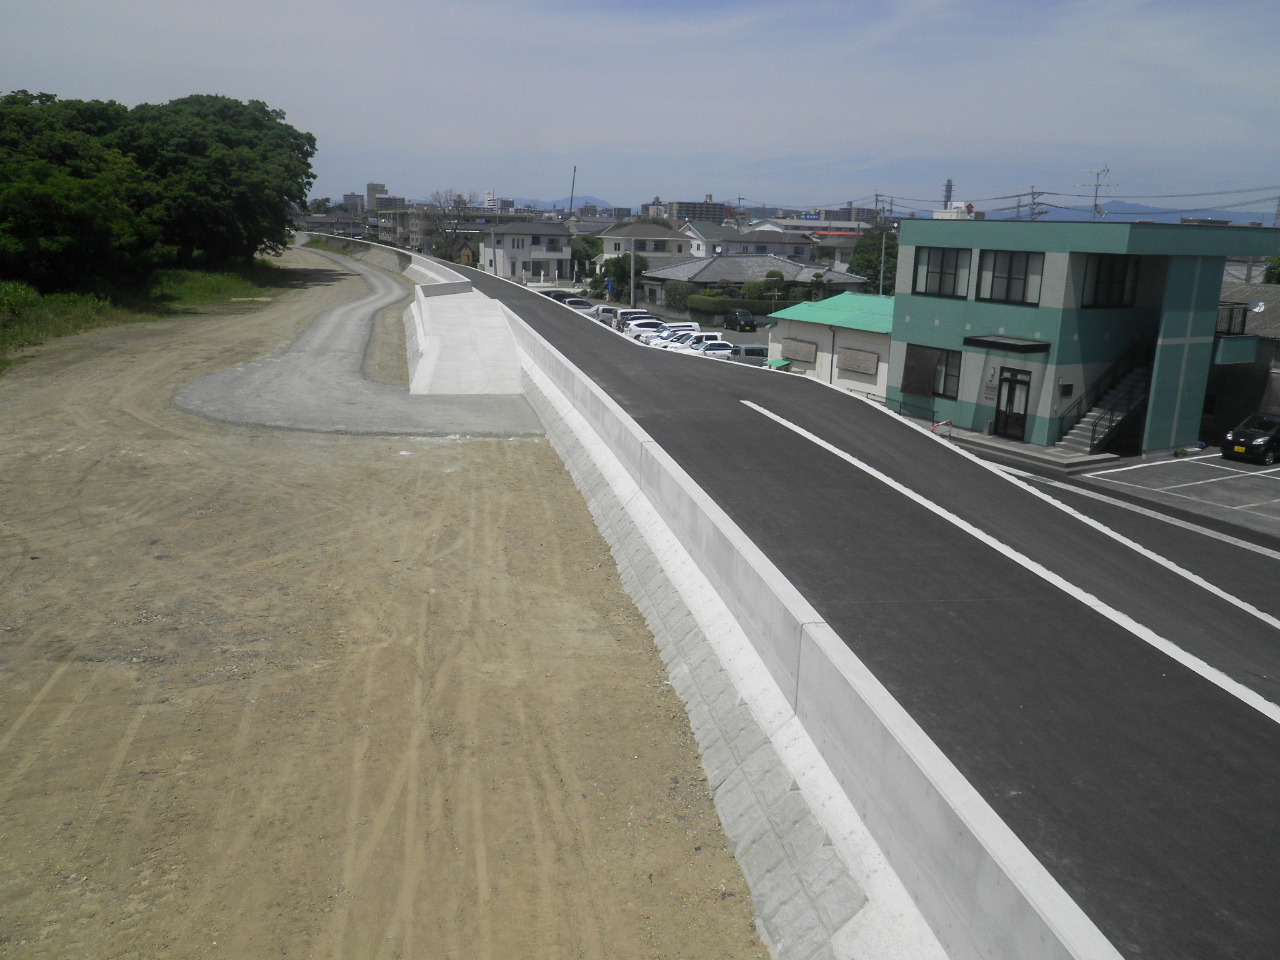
{"left": 600, "top": 222, "right": 686, "bottom": 240}
{"left": 485, "top": 221, "right": 572, "bottom": 236}
{"left": 679, "top": 221, "right": 742, "bottom": 241}
{"left": 728, "top": 229, "right": 817, "bottom": 246}
{"left": 1220, "top": 281, "right": 1280, "bottom": 340}
{"left": 644, "top": 254, "right": 865, "bottom": 286}
{"left": 769, "top": 292, "right": 894, "bottom": 332}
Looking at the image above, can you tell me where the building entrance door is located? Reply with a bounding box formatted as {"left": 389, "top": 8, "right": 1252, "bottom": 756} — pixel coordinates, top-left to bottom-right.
{"left": 994, "top": 368, "right": 1031, "bottom": 441}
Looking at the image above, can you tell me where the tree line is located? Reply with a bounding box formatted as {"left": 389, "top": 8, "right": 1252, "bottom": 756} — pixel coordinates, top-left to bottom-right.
{"left": 0, "top": 91, "right": 316, "bottom": 293}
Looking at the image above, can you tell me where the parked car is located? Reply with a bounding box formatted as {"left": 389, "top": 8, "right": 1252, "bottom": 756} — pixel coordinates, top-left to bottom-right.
{"left": 592, "top": 305, "right": 619, "bottom": 325}
{"left": 727, "top": 343, "right": 769, "bottom": 366}
{"left": 721, "top": 308, "right": 757, "bottom": 332}
{"left": 623, "top": 318, "right": 665, "bottom": 338}
{"left": 561, "top": 297, "right": 594, "bottom": 312}
{"left": 688, "top": 339, "right": 734, "bottom": 359}
{"left": 1221, "top": 412, "right": 1280, "bottom": 464}
{"left": 539, "top": 289, "right": 577, "bottom": 303}
{"left": 664, "top": 332, "right": 724, "bottom": 351}
{"left": 613, "top": 308, "right": 655, "bottom": 331}
{"left": 639, "top": 322, "right": 700, "bottom": 344}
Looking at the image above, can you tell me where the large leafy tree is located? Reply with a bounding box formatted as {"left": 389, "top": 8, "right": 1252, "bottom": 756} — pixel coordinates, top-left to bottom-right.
{"left": 0, "top": 91, "right": 156, "bottom": 290}
{"left": 0, "top": 91, "right": 317, "bottom": 288}
{"left": 112, "top": 95, "right": 316, "bottom": 266}
{"left": 849, "top": 225, "right": 899, "bottom": 296}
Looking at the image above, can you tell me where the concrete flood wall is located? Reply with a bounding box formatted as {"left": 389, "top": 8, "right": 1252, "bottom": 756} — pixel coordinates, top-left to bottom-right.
{"left": 361, "top": 242, "right": 1120, "bottom": 960}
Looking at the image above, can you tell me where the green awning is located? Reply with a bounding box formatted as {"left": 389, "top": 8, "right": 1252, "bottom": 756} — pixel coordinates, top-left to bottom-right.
{"left": 764, "top": 358, "right": 792, "bottom": 368}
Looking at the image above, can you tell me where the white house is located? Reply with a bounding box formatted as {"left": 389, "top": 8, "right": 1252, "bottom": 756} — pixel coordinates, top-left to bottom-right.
{"left": 480, "top": 222, "right": 574, "bottom": 283}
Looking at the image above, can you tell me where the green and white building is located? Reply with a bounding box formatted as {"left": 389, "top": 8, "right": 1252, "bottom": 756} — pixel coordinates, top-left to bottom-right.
{"left": 886, "top": 219, "right": 1280, "bottom": 453}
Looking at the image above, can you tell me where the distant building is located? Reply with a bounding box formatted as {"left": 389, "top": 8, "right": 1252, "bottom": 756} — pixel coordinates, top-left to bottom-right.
{"left": 886, "top": 219, "right": 1280, "bottom": 453}
{"left": 342, "top": 193, "right": 365, "bottom": 214}
{"left": 366, "top": 182, "right": 386, "bottom": 212}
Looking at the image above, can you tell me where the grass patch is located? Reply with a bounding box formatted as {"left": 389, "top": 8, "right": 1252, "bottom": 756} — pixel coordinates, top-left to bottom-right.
{"left": 0, "top": 259, "right": 292, "bottom": 376}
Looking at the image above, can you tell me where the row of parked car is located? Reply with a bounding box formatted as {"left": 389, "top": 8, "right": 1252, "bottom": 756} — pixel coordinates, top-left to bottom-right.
{"left": 536, "top": 291, "right": 769, "bottom": 366}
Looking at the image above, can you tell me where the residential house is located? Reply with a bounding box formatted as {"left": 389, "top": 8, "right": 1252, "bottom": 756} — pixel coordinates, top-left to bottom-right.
{"left": 722, "top": 229, "right": 818, "bottom": 260}
{"left": 639, "top": 254, "right": 865, "bottom": 308}
{"left": 1204, "top": 281, "right": 1280, "bottom": 438}
{"left": 679, "top": 221, "right": 743, "bottom": 257}
{"left": 767, "top": 293, "right": 894, "bottom": 398}
{"left": 595, "top": 223, "right": 693, "bottom": 270}
{"left": 885, "top": 219, "right": 1280, "bottom": 453}
{"left": 480, "top": 221, "right": 574, "bottom": 282}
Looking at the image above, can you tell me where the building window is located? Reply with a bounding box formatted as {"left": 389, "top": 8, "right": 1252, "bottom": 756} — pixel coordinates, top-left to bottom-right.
{"left": 634, "top": 240, "right": 647, "bottom": 252}
{"left": 651, "top": 240, "right": 667, "bottom": 252}
{"left": 977, "top": 250, "right": 1043, "bottom": 304}
{"left": 913, "top": 247, "right": 971, "bottom": 298}
{"left": 613, "top": 242, "right": 621, "bottom": 251}
{"left": 1083, "top": 254, "right": 1139, "bottom": 307}
{"left": 901, "top": 344, "right": 962, "bottom": 398}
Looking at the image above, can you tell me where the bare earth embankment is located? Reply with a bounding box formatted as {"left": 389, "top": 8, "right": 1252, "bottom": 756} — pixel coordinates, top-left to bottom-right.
{"left": 0, "top": 248, "right": 764, "bottom": 959}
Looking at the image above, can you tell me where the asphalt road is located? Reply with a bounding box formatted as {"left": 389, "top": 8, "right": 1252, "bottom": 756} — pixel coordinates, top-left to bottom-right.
{"left": 475, "top": 272, "right": 1280, "bottom": 960}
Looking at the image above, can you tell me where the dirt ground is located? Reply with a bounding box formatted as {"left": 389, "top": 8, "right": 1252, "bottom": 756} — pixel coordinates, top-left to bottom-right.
{"left": 0, "top": 250, "right": 765, "bottom": 959}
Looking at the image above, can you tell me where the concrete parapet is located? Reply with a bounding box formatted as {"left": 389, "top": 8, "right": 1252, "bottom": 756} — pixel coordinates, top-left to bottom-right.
{"left": 504, "top": 311, "right": 1121, "bottom": 960}
{"left": 387, "top": 252, "right": 1120, "bottom": 960}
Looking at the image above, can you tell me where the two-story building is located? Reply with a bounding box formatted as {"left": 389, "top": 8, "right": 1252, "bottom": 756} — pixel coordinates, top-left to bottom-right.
{"left": 480, "top": 222, "right": 574, "bottom": 283}
{"left": 594, "top": 223, "right": 693, "bottom": 270}
{"left": 885, "top": 220, "right": 1280, "bottom": 453}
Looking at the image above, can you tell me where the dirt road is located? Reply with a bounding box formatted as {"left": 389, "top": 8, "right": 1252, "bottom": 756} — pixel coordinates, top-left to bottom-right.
{"left": 0, "top": 248, "right": 764, "bottom": 958}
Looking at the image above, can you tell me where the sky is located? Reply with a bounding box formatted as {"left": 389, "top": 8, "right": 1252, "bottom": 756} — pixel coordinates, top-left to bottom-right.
{"left": 5, "top": 0, "right": 1279, "bottom": 216}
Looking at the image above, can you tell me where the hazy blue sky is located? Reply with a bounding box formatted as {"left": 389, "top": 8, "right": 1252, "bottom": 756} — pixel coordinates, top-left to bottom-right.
{"left": 5, "top": 0, "right": 1278, "bottom": 213}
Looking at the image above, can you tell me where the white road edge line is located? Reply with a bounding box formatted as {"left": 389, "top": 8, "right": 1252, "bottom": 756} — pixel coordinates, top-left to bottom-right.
{"left": 742, "top": 400, "right": 1280, "bottom": 725}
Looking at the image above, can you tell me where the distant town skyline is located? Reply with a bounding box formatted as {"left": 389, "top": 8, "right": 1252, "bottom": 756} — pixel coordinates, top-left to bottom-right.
{"left": 5, "top": 0, "right": 1278, "bottom": 221}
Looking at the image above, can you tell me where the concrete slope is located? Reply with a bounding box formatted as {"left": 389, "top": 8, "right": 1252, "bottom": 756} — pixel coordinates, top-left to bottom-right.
{"left": 173, "top": 249, "right": 541, "bottom": 437}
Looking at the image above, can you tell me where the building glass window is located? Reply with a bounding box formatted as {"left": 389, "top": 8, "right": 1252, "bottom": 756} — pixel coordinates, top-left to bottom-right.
{"left": 902, "top": 344, "right": 962, "bottom": 399}
{"left": 1083, "top": 254, "right": 1139, "bottom": 307}
{"left": 913, "top": 247, "right": 971, "bottom": 298}
{"left": 651, "top": 241, "right": 667, "bottom": 252}
{"left": 977, "top": 250, "right": 1043, "bottom": 304}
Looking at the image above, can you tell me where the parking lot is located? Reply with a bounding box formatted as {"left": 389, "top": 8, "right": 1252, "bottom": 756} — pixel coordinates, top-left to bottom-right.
{"left": 1077, "top": 451, "right": 1280, "bottom": 536}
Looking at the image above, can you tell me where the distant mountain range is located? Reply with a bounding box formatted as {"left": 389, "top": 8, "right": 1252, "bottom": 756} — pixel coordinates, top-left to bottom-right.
{"left": 510, "top": 196, "right": 616, "bottom": 212}
{"left": 503, "top": 195, "right": 1276, "bottom": 226}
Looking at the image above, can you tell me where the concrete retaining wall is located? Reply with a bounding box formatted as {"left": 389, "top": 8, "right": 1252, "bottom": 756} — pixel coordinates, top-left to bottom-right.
{"left": 333, "top": 241, "right": 1121, "bottom": 960}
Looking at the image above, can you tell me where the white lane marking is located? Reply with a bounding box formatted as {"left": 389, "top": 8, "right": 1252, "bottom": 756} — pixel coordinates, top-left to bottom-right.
{"left": 1088, "top": 453, "right": 1223, "bottom": 475}
{"left": 1004, "top": 472, "right": 1280, "bottom": 563}
{"left": 742, "top": 400, "right": 1280, "bottom": 725}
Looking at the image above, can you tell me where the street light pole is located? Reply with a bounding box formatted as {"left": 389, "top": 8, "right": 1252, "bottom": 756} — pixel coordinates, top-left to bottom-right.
{"left": 630, "top": 238, "right": 636, "bottom": 307}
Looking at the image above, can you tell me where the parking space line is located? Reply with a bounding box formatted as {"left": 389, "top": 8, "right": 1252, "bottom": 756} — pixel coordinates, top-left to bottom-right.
{"left": 1010, "top": 474, "right": 1280, "bottom": 562}
{"left": 1087, "top": 453, "right": 1222, "bottom": 476}
{"left": 743, "top": 400, "right": 1280, "bottom": 724}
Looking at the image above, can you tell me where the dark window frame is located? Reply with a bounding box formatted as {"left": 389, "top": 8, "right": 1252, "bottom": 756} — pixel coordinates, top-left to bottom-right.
{"left": 977, "top": 250, "right": 1044, "bottom": 305}
{"left": 1083, "top": 254, "right": 1139, "bottom": 308}
{"left": 913, "top": 247, "right": 972, "bottom": 299}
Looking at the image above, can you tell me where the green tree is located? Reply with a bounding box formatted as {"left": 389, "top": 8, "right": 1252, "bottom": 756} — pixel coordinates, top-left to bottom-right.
{"left": 111, "top": 94, "right": 316, "bottom": 266}
{"left": 571, "top": 234, "right": 602, "bottom": 276}
{"left": 1263, "top": 257, "right": 1280, "bottom": 284}
{"left": 589, "top": 253, "right": 647, "bottom": 301}
{"left": 0, "top": 91, "right": 156, "bottom": 291}
{"left": 849, "top": 225, "right": 899, "bottom": 296}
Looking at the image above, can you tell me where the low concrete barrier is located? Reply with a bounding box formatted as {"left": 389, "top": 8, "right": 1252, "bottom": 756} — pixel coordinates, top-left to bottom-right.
{"left": 335, "top": 242, "right": 1120, "bottom": 960}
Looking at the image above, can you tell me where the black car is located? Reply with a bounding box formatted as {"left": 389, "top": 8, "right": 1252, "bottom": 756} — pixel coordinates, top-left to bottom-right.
{"left": 539, "top": 289, "right": 577, "bottom": 303}
{"left": 721, "top": 308, "right": 757, "bottom": 332}
{"left": 1221, "top": 412, "right": 1280, "bottom": 465}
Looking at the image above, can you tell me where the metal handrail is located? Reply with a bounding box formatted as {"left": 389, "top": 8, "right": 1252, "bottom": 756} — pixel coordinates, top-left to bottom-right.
{"left": 1056, "top": 343, "right": 1145, "bottom": 442}
{"left": 1089, "top": 372, "right": 1150, "bottom": 449}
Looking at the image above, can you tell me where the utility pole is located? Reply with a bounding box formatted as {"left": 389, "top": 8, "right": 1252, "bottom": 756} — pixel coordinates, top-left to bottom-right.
{"left": 568, "top": 165, "right": 576, "bottom": 217}
{"left": 1077, "top": 166, "right": 1115, "bottom": 219}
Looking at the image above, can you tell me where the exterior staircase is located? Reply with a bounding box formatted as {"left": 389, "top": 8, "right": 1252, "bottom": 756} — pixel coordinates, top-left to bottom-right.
{"left": 1055, "top": 366, "right": 1150, "bottom": 455}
